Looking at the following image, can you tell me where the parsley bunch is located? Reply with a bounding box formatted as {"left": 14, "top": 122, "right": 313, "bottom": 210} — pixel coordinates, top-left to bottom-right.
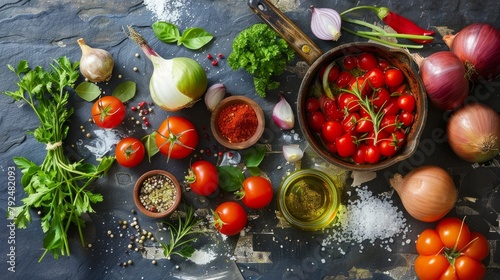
{"left": 228, "top": 23, "right": 295, "bottom": 97}
{"left": 4, "top": 57, "right": 114, "bottom": 261}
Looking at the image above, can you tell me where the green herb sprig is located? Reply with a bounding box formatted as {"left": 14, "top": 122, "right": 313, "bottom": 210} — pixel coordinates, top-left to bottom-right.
{"left": 161, "top": 206, "right": 203, "bottom": 259}
{"left": 227, "top": 23, "right": 295, "bottom": 97}
{"left": 152, "top": 21, "right": 214, "bottom": 50}
{"left": 4, "top": 57, "right": 115, "bottom": 261}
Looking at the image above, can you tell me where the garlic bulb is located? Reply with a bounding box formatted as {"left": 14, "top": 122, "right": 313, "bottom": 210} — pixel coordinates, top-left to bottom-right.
{"left": 77, "top": 38, "right": 114, "bottom": 82}
{"left": 126, "top": 26, "right": 207, "bottom": 111}
{"left": 310, "top": 6, "right": 342, "bottom": 41}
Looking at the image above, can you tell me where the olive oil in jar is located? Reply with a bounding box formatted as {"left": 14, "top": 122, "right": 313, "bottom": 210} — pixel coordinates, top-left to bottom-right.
{"left": 284, "top": 175, "right": 332, "bottom": 221}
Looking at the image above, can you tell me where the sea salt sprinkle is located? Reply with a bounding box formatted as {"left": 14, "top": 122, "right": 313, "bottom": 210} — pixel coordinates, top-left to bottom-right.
{"left": 322, "top": 185, "right": 409, "bottom": 254}
{"left": 143, "top": 0, "right": 190, "bottom": 25}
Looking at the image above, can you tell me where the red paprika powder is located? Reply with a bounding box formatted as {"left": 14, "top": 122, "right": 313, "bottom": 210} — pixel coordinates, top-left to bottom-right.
{"left": 217, "top": 102, "right": 258, "bottom": 143}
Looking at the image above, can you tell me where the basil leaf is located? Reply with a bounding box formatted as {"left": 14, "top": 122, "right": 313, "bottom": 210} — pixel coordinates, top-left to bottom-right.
{"left": 179, "top": 27, "right": 213, "bottom": 50}
{"left": 141, "top": 132, "right": 159, "bottom": 162}
{"left": 244, "top": 145, "right": 266, "bottom": 168}
{"left": 152, "top": 21, "right": 181, "bottom": 44}
{"left": 75, "top": 82, "right": 101, "bottom": 102}
{"left": 217, "top": 166, "right": 244, "bottom": 192}
{"left": 112, "top": 81, "right": 136, "bottom": 102}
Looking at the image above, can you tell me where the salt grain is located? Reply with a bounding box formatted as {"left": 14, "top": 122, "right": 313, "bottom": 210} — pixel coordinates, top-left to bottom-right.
{"left": 143, "top": 0, "right": 190, "bottom": 25}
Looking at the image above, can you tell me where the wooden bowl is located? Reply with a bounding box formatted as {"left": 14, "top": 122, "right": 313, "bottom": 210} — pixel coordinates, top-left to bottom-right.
{"left": 210, "top": 95, "right": 265, "bottom": 150}
{"left": 133, "top": 170, "right": 181, "bottom": 219}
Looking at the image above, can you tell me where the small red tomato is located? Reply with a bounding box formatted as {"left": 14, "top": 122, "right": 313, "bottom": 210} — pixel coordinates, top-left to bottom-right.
{"left": 306, "top": 97, "right": 320, "bottom": 112}
{"left": 378, "top": 139, "right": 398, "bottom": 157}
{"left": 384, "top": 68, "right": 405, "bottom": 88}
{"left": 213, "top": 202, "right": 247, "bottom": 236}
{"left": 364, "top": 67, "right": 385, "bottom": 88}
{"left": 92, "top": 96, "right": 126, "bottom": 129}
{"left": 238, "top": 176, "right": 273, "bottom": 209}
{"left": 337, "top": 93, "right": 360, "bottom": 113}
{"left": 381, "top": 114, "right": 402, "bottom": 133}
{"left": 342, "top": 55, "right": 358, "bottom": 70}
{"left": 371, "top": 88, "right": 391, "bottom": 110}
{"left": 322, "top": 121, "right": 344, "bottom": 143}
{"left": 352, "top": 144, "right": 367, "bottom": 164}
{"left": 308, "top": 111, "right": 326, "bottom": 132}
{"left": 186, "top": 160, "right": 219, "bottom": 196}
{"left": 364, "top": 145, "right": 381, "bottom": 163}
{"left": 321, "top": 97, "right": 344, "bottom": 121}
{"left": 399, "top": 111, "right": 414, "bottom": 127}
{"left": 335, "top": 71, "right": 353, "bottom": 88}
{"left": 335, "top": 133, "right": 356, "bottom": 158}
{"left": 115, "top": 137, "right": 145, "bottom": 168}
{"left": 398, "top": 94, "right": 416, "bottom": 112}
{"left": 319, "top": 64, "right": 340, "bottom": 83}
{"left": 357, "top": 52, "right": 378, "bottom": 71}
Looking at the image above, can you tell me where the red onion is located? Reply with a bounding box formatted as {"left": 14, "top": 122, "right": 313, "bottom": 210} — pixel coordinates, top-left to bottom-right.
{"left": 419, "top": 51, "right": 469, "bottom": 111}
{"left": 447, "top": 103, "right": 500, "bottom": 163}
{"left": 444, "top": 23, "right": 500, "bottom": 81}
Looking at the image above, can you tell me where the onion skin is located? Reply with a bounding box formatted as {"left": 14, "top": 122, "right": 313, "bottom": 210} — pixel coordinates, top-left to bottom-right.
{"left": 447, "top": 103, "right": 500, "bottom": 163}
{"left": 420, "top": 51, "right": 469, "bottom": 111}
{"left": 390, "top": 166, "right": 457, "bottom": 222}
{"left": 445, "top": 23, "right": 500, "bottom": 81}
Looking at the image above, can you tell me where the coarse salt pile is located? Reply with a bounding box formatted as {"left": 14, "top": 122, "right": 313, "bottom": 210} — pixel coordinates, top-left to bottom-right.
{"left": 322, "top": 186, "right": 410, "bottom": 254}
{"left": 143, "top": 0, "right": 189, "bottom": 25}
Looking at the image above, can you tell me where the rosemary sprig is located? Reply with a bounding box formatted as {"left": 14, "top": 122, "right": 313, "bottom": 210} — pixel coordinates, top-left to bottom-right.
{"left": 160, "top": 206, "right": 203, "bottom": 259}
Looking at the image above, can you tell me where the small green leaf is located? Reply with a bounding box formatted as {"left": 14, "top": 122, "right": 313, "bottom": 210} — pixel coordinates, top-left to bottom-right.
{"left": 217, "top": 166, "right": 244, "bottom": 192}
{"left": 247, "top": 166, "right": 261, "bottom": 176}
{"left": 112, "top": 81, "right": 136, "bottom": 102}
{"left": 244, "top": 145, "right": 266, "bottom": 168}
{"left": 179, "top": 27, "right": 214, "bottom": 50}
{"left": 75, "top": 82, "right": 101, "bottom": 102}
{"left": 96, "top": 156, "right": 115, "bottom": 175}
{"left": 141, "top": 132, "right": 159, "bottom": 162}
{"left": 152, "top": 21, "right": 181, "bottom": 44}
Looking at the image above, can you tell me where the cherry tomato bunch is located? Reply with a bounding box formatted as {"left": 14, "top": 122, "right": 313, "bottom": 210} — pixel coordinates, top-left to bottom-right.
{"left": 415, "top": 217, "right": 489, "bottom": 280}
{"left": 307, "top": 52, "right": 417, "bottom": 164}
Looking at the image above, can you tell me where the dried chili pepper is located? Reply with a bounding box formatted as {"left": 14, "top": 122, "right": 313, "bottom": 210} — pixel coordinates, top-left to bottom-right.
{"left": 341, "top": 6, "right": 435, "bottom": 44}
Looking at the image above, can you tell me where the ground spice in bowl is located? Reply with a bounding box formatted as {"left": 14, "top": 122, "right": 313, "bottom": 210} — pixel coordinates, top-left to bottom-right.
{"left": 217, "top": 102, "right": 258, "bottom": 143}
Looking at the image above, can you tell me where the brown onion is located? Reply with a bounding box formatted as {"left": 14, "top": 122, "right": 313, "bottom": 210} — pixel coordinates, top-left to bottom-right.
{"left": 390, "top": 166, "right": 457, "bottom": 222}
{"left": 447, "top": 103, "right": 500, "bottom": 163}
{"left": 419, "top": 51, "right": 469, "bottom": 111}
{"left": 444, "top": 23, "right": 500, "bottom": 81}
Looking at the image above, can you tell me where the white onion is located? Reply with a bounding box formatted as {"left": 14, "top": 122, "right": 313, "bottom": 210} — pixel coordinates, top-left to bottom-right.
{"left": 390, "top": 166, "right": 457, "bottom": 222}
{"left": 447, "top": 103, "right": 500, "bottom": 163}
{"left": 282, "top": 144, "right": 303, "bottom": 163}
{"left": 310, "top": 6, "right": 342, "bottom": 41}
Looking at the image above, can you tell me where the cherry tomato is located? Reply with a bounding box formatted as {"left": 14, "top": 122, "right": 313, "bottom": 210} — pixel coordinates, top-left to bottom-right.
{"left": 364, "top": 145, "right": 381, "bottom": 163}
{"left": 352, "top": 144, "right": 367, "bottom": 164}
{"left": 391, "top": 130, "right": 406, "bottom": 147}
{"left": 381, "top": 97, "right": 401, "bottom": 116}
{"left": 239, "top": 176, "right": 273, "bottom": 209}
{"left": 357, "top": 52, "right": 378, "bottom": 71}
{"left": 115, "top": 137, "right": 145, "bottom": 168}
{"left": 156, "top": 116, "right": 199, "bottom": 160}
{"left": 381, "top": 114, "right": 402, "bottom": 133}
{"left": 378, "top": 139, "right": 398, "bottom": 157}
{"left": 341, "top": 113, "right": 359, "bottom": 134}
{"left": 378, "top": 59, "right": 390, "bottom": 71}
{"left": 306, "top": 97, "right": 320, "bottom": 112}
{"left": 335, "top": 133, "right": 356, "bottom": 158}
{"left": 355, "top": 118, "right": 373, "bottom": 133}
{"left": 366, "top": 130, "right": 388, "bottom": 146}
{"left": 186, "top": 160, "right": 219, "bottom": 196}
{"left": 348, "top": 77, "right": 372, "bottom": 97}
{"left": 322, "top": 121, "right": 344, "bottom": 143}
{"left": 307, "top": 111, "right": 326, "bottom": 132}
{"left": 371, "top": 88, "right": 391, "bottom": 110}
{"left": 337, "top": 93, "right": 360, "bottom": 113}
{"left": 398, "top": 94, "right": 416, "bottom": 112}
{"left": 364, "top": 67, "right": 385, "bottom": 88}
{"left": 399, "top": 112, "right": 414, "bottom": 127}
{"left": 320, "top": 64, "right": 340, "bottom": 82}
{"left": 321, "top": 97, "right": 344, "bottom": 121}
{"left": 384, "top": 68, "right": 404, "bottom": 88}
{"left": 342, "top": 55, "right": 358, "bottom": 70}
{"left": 335, "top": 71, "right": 353, "bottom": 88}
{"left": 213, "top": 202, "right": 247, "bottom": 236}
{"left": 325, "top": 140, "right": 337, "bottom": 153}
{"left": 92, "top": 96, "right": 126, "bottom": 129}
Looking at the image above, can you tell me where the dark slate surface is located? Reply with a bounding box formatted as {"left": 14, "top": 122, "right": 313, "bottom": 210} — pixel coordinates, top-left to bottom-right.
{"left": 0, "top": 0, "right": 499, "bottom": 279}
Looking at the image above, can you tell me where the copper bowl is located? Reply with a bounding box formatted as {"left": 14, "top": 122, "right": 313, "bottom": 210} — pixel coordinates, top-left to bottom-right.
{"left": 297, "top": 43, "right": 428, "bottom": 171}
{"left": 133, "top": 170, "right": 181, "bottom": 219}
{"left": 210, "top": 95, "right": 265, "bottom": 150}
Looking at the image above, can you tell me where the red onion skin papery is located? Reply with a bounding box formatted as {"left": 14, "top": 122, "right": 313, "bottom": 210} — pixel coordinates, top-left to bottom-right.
{"left": 446, "top": 23, "right": 500, "bottom": 81}
{"left": 419, "top": 51, "right": 469, "bottom": 111}
{"left": 447, "top": 103, "right": 500, "bottom": 163}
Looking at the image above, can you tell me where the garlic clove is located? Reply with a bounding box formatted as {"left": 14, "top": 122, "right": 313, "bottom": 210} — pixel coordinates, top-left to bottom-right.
{"left": 272, "top": 94, "right": 295, "bottom": 130}
{"left": 204, "top": 83, "right": 226, "bottom": 111}
{"left": 283, "top": 144, "right": 304, "bottom": 163}
{"left": 77, "top": 38, "right": 114, "bottom": 82}
{"left": 310, "top": 6, "right": 342, "bottom": 41}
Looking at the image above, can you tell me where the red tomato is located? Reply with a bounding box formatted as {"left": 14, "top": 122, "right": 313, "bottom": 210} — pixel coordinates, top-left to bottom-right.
{"left": 341, "top": 113, "right": 359, "bottom": 134}
{"left": 213, "top": 202, "right": 247, "bottom": 236}
{"left": 366, "top": 130, "right": 388, "bottom": 146}
{"left": 399, "top": 112, "right": 414, "bottom": 127}
{"left": 391, "top": 130, "right": 407, "bottom": 147}
{"left": 325, "top": 140, "right": 337, "bottom": 154}
{"left": 357, "top": 52, "right": 378, "bottom": 71}
{"left": 378, "top": 59, "right": 390, "bottom": 71}
{"left": 92, "top": 96, "right": 126, "bottom": 129}
{"left": 381, "top": 97, "right": 401, "bottom": 116}
{"left": 306, "top": 97, "right": 320, "bottom": 112}
{"left": 352, "top": 144, "right": 367, "bottom": 164}
{"left": 156, "top": 116, "right": 199, "bottom": 160}
{"left": 239, "top": 176, "right": 273, "bottom": 209}
{"left": 364, "top": 145, "right": 381, "bottom": 163}
{"left": 337, "top": 93, "right": 360, "bottom": 113}
{"left": 335, "top": 133, "right": 356, "bottom": 158}
{"left": 115, "top": 137, "right": 145, "bottom": 168}
{"left": 381, "top": 115, "right": 402, "bottom": 133}
{"left": 355, "top": 118, "right": 373, "bottom": 133}
{"left": 321, "top": 97, "right": 344, "bottom": 121}
{"left": 414, "top": 218, "right": 489, "bottom": 280}
{"left": 307, "top": 111, "right": 326, "bottom": 132}
{"left": 348, "top": 77, "right": 372, "bottom": 96}
{"left": 322, "top": 121, "right": 344, "bottom": 143}
{"left": 371, "top": 88, "right": 391, "bottom": 111}
{"left": 342, "top": 55, "right": 358, "bottom": 70}
{"left": 186, "top": 160, "right": 219, "bottom": 196}
{"left": 320, "top": 64, "right": 340, "bottom": 83}
{"left": 384, "top": 68, "right": 404, "bottom": 87}
{"left": 398, "top": 94, "right": 416, "bottom": 112}
{"left": 378, "top": 139, "right": 398, "bottom": 157}
{"left": 335, "top": 71, "right": 353, "bottom": 88}
{"left": 364, "top": 67, "right": 385, "bottom": 88}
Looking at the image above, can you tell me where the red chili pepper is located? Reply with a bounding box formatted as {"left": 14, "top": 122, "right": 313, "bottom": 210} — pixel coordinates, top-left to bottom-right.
{"left": 375, "top": 7, "right": 435, "bottom": 44}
